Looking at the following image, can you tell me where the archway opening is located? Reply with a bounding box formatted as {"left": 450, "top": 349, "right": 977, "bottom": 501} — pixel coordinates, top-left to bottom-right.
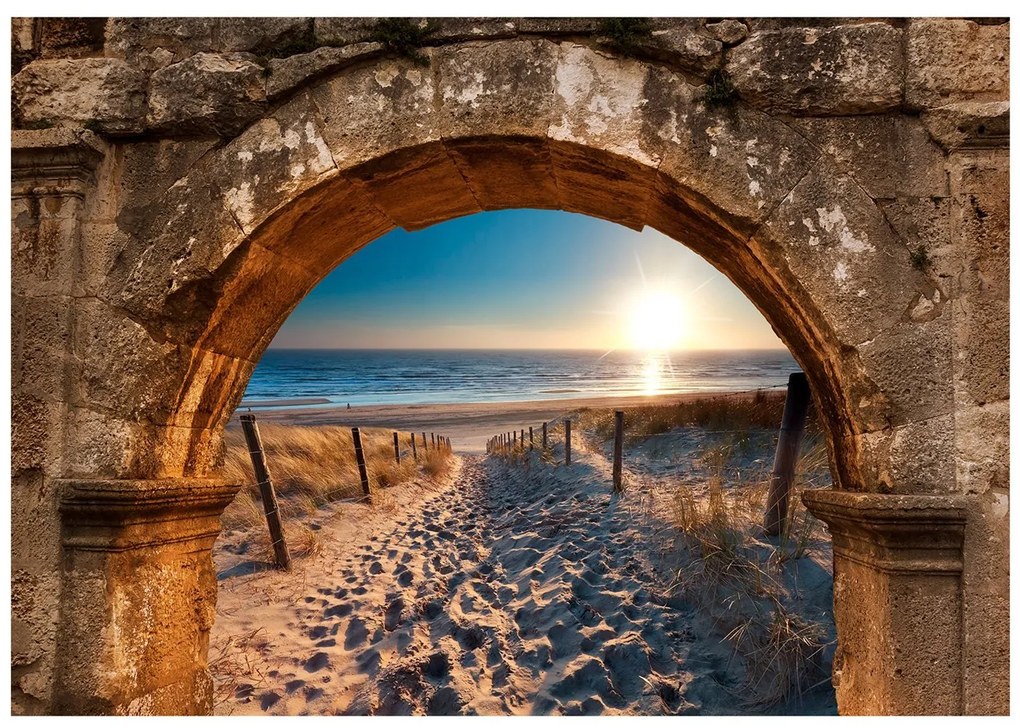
{"left": 208, "top": 206, "right": 837, "bottom": 715}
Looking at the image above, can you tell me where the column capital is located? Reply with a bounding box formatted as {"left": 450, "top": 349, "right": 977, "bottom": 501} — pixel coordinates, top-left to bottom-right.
{"left": 58, "top": 477, "right": 240, "bottom": 552}
{"left": 11, "top": 128, "right": 108, "bottom": 198}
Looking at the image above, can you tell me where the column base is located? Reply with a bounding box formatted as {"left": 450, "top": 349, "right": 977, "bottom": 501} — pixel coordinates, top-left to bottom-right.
{"left": 54, "top": 478, "right": 239, "bottom": 715}
{"left": 802, "top": 489, "right": 968, "bottom": 715}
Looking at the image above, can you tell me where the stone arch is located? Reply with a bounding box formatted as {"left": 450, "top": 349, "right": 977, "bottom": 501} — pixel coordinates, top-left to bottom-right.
{"left": 11, "top": 19, "right": 1008, "bottom": 716}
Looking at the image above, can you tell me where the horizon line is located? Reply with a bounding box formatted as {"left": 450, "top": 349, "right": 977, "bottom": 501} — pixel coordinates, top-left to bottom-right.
{"left": 263, "top": 346, "right": 792, "bottom": 353}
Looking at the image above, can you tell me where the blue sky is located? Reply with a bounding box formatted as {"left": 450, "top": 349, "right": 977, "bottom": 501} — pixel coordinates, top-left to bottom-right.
{"left": 271, "top": 209, "right": 784, "bottom": 351}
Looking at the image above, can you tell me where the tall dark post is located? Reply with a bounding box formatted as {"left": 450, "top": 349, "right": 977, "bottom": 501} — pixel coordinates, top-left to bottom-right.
{"left": 431, "top": 432, "right": 436, "bottom": 449}
{"left": 239, "top": 414, "right": 291, "bottom": 570}
{"left": 565, "top": 419, "right": 572, "bottom": 466}
{"left": 422, "top": 432, "right": 428, "bottom": 451}
{"left": 763, "top": 372, "right": 811, "bottom": 536}
{"left": 411, "top": 432, "right": 418, "bottom": 460}
{"left": 612, "top": 410, "right": 624, "bottom": 492}
{"left": 529, "top": 426, "right": 534, "bottom": 450}
{"left": 542, "top": 421, "right": 548, "bottom": 449}
{"left": 393, "top": 431, "right": 400, "bottom": 464}
{"left": 513, "top": 430, "right": 517, "bottom": 447}
{"left": 351, "top": 427, "right": 372, "bottom": 501}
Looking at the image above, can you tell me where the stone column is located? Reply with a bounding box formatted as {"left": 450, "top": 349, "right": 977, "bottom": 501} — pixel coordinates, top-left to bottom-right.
{"left": 12, "top": 129, "right": 106, "bottom": 712}
{"left": 54, "top": 478, "right": 238, "bottom": 714}
{"left": 803, "top": 491, "right": 968, "bottom": 714}
{"left": 12, "top": 130, "right": 242, "bottom": 714}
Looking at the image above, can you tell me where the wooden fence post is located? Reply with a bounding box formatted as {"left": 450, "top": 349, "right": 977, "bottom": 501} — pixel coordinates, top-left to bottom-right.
{"left": 542, "top": 422, "right": 548, "bottom": 449}
{"left": 529, "top": 426, "right": 534, "bottom": 450}
{"left": 239, "top": 414, "right": 292, "bottom": 570}
{"left": 393, "top": 431, "right": 400, "bottom": 464}
{"left": 431, "top": 432, "right": 436, "bottom": 449}
{"left": 422, "top": 432, "right": 428, "bottom": 451}
{"left": 763, "top": 372, "right": 811, "bottom": 536}
{"left": 411, "top": 432, "right": 418, "bottom": 460}
{"left": 565, "top": 419, "right": 572, "bottom": 466}
{"left": 613, "top": 410, "right": 624, "bottom": 492}
{"left": 351, "top": 427, "right": 372, "bottom": 501}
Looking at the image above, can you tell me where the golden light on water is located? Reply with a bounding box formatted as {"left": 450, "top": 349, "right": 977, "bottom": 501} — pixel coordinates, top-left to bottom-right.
{"left": 641, "top": 355, "right": 663, "bottom": 395}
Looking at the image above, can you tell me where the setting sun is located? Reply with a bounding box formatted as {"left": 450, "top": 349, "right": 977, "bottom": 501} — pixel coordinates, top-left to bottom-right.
{"left": 626, "top": 288, "right": 688, "bottom": 351}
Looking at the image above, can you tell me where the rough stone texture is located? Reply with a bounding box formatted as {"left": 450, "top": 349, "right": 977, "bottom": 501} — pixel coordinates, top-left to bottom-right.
{"left": 727, "top": 23, "right": 903, "bottom": 115}
{"left": 105, "top": 18, "right": 217, "bottom": 70}
{"left": 12, "top": 59, "right": 147, "bottom": 133}
{"left": 216, "top": 17, "right": 312, "bottom": 53}
{"left": 906, "top": 19, "right": 1009, "bottom": 111}
{"left": 704, "top": 19, "right": 748, "bottom": 45}
{"left": 636, "top": 25, "right": 724, "bottom": 74}
{"left": 791, "top": 115, "right": 948, "bottom": 199}
{"left": 923, "top": 101, "right": 1010, "bottom": 151}
{"left": 266, "top": 42, "right": 383, "bottom": 99}
{"left": 147, "top": 53, "right": 267, "bottom": 136}
{"left": 8, "top": 19, "right": 1010, "bottom": 718}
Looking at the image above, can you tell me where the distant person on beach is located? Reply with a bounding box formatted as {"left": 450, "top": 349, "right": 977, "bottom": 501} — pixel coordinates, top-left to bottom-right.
{"left": 347, "top": 403, "right": 351, "bottom": 410}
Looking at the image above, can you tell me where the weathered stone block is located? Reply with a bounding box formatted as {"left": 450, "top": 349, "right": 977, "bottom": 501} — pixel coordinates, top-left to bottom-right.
{"left": 954, "top": 401, "right": 1009, "bottom": 495}
{"left": 641, "top": 26, "right": 723, "bottom": 74}
{"left": 38, "top": 18, "right": 106, "bottom": 59}
{"left": 922, "top": 101, "right": 1010, "bottom": 151}
{"left": 313, "top": 17, "right": 377, "bottom": 46}
{"left": 347, "top": 142, "right": 481, "bottom": 230}
{"left": 105, "top": 18, "right": 216, "bottom": 70}
{"left": 435, "top": 39, "right": 558, "bottom": 139}
{"left": 12, "top": 58, "right": 146, "bottom": 133}
{"left": 446, "top": 137, "right": 561, "bottom": 211}
{"left": 644, "top": 66, "right": 819, "bottom": 235}
{"left": 704, "top": 19, "right": 748, "bottom": 45}
{"left": 727, "top": 23, "right": 903, "bottom": 115}
{"left": 211, "top": 93, "right": 339, "bottom": 235}
{"left": 906, "top": 19, "right": 1009, "bottom": 111}
{"left": 792, "top": 115, "right": 948, "bottom": 199}
{"left": 427, "top": 17, "right": 518, "bottom": 42}
{"left": 266, "top": 42, "right": 383, "bottom": 99}
{"left": 216, "top": 17, "right": 312, "bottom": 53}
{"left": 310, "top": 54, "right": 441, "bottom": 168}
{"left": 147, "top": 53, "right": 267, "bottom": 137}
{"left": 753, "top": 160, "right": 920, "bottom": 348}
{"left": 517, "top": 17, "right": 598, "bottom": 35}
{"left": 550, "top": 43, "right": 658, "bottom": 168}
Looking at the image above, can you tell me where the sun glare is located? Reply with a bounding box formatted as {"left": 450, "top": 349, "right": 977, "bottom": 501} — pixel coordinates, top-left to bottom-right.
{"left": 626, "top": 288, "right": 687, "bottom": 351}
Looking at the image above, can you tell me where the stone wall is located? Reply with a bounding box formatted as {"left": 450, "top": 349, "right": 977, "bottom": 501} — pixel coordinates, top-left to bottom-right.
{"left": 10, "top": 17, "right": 1009, "bottom": 715}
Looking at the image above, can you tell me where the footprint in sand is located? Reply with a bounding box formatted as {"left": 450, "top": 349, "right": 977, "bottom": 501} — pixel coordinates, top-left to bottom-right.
{"left": 344, "top": 617, "right": 369, "bottom": 649}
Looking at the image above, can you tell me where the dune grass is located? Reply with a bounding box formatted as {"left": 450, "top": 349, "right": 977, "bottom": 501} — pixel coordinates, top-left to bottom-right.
{"left": 575, "top": 389, "right": 792, "bottom": 442}
{"left": 493, "top": 392, "right": 835, "bottom": 709}
{"left": 220, "top": 424, "right": 453, "bottom": 536}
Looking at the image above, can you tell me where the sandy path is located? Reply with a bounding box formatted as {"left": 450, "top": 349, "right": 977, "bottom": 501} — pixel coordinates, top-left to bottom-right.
{"left": 212, "top": 428, "right": 834, "bottom": 716}
{"left": 213, "top": 455, "right": 744, "bottom": 715}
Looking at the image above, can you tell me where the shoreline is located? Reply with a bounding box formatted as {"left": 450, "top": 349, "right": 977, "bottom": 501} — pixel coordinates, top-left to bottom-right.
{"left": 231, "top": 389, "right": 769, "bottom": 454}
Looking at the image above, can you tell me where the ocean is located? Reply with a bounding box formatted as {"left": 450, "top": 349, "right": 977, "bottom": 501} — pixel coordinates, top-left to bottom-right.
{"left": 240, "top": 349, "right": 799, "bottom": 408}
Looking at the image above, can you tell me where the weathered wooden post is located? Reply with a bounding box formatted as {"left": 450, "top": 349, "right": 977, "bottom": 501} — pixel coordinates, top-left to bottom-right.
{"left": 351, "top": 427, "right": 372, "bottom": 501}
{"left": 239, "top": 414, "right": 292, "bottom": 570}
{"left": 613, "top": 410, "right": 624, "bottom": 492}
{"left": 513, "top": 430, "right": 517, "bottom": 447}
{"left": 411, "top": 432, "right": 418, "bottom": 460}
{"left": 542, "top": 421, "right": 548, "bottom": 449}
{"left": 422, "top": 432, "right": 428, "bottom": 451}
{"left": 565, "top": 419, "right": 572, "bottom": 466}
{"left": 529, "top": 425, "right": 534, "bottom": 450}
{"left": 431, "top": 432, "right": 436, "bottom": 449}
{"left": 763, "top": 372, "right": 811, "bottom": 536}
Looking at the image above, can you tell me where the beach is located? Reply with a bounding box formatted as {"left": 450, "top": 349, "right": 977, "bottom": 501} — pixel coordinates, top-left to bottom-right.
{"left": 231, "top": 391, "right": 761, "bottom": 454}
